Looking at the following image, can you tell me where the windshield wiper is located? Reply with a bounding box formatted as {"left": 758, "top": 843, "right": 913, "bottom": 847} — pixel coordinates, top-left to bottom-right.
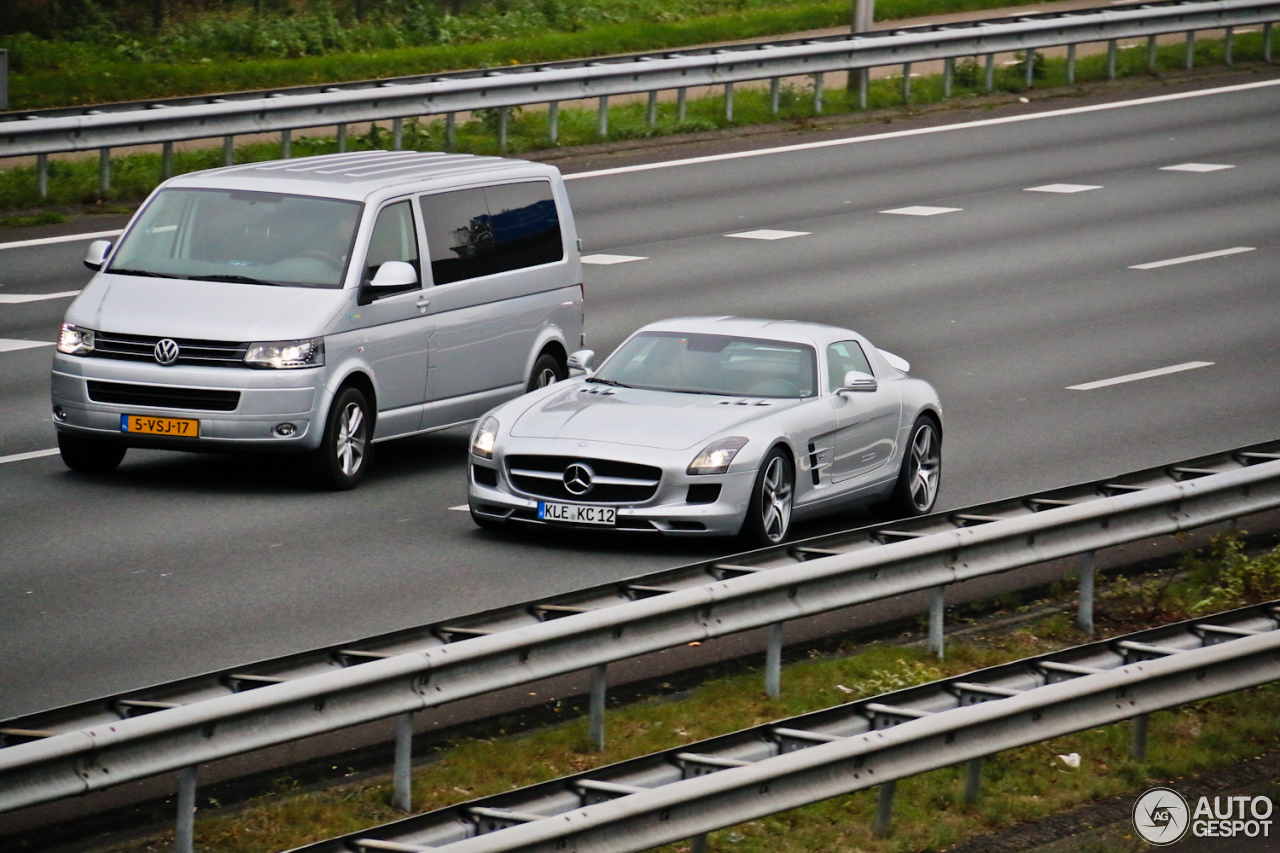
{"left": 586, "top": 376, "right": 632, "bottom": 388}
{"left": 199, "top": 274, "right": 283, "bottom": 287}
{"left": 108, "top": 268, "right": 177, "bottom": 279}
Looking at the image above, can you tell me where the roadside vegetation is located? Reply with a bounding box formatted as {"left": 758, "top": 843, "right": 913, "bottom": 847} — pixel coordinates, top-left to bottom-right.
{"left": 91, "top": 533, "right": 1280, "bottom": 853}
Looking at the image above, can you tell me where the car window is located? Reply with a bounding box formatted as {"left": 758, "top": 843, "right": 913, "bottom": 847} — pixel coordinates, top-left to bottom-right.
{"left": 596, "top": 332, "right": 817, "bottom": 399}
{"left": 365, "top": 200, "right": 421, "bottom": 284}
{"left": 827, "top": 340, "right": 874, "bottom": 391}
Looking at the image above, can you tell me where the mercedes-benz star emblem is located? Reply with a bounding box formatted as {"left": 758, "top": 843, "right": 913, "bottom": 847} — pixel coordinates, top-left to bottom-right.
{"left": 154, "top": 338, "right": 180, "bottom": 366}
{"left": 563, "top": 462, "right": 595, "bottom": 496}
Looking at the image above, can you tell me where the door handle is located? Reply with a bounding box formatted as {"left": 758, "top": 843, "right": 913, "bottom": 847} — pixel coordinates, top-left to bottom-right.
{"left": 416, "top": 297, "right": 431, "bottom": 313}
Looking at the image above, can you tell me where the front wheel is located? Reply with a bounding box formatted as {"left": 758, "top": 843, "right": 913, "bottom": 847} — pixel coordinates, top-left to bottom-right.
{"left": 313, "top": 386, "right": 372, "bottom": 490}
{"left": 57, "top": 432, "right": 126, "bottom": 473}
{"left": 740, "top": 447, "right": 794, "bottom": 547}
{"left": 527, "top": 352, "right": 566, "bottom": 393}
{"left": 880, "top": 417, "right": 941, "bottom": 517}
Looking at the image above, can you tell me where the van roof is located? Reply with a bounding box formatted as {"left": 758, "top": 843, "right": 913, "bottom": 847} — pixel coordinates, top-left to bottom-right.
{"left": 165, "top": 151, "right": 553, "bottom": 200}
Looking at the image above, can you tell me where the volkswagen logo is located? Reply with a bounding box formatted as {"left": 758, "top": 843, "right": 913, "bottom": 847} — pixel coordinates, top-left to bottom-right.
{"left": 154, "top": 338, "right": 180, "bottom": 366}
{"left": 563, "top": 462, "right": 595, "bottom": 496}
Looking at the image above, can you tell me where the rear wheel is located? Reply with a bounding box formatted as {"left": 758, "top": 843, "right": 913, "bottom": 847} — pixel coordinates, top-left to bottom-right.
{"left": 57, "top": 433, "right": 126, "bottom": 473}
{"left": 314, "top": 386, "right": 372, "bottom": 490}
{"left": 741, "top": 447, "right": 794, "bottom": 547}
{"left": 527, "top": 352, "right": 566, "bottom": 392}
{"left": 881, "top": 417, "right": 941, "bottom": 517}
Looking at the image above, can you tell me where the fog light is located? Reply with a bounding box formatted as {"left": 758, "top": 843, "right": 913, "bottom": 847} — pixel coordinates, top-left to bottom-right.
{"left": 53, "top": 406, "right": 67, "bottom": 420}
{"left": 274, "top": 423, "right": 297, "bottom": 437}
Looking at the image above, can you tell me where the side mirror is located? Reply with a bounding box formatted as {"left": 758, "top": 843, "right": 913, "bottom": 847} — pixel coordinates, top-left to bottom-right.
{"left": 358, "top": 261, "right": 419, "bottom": 305}
{"left": 567, "top": 349, "right": 595, "bottom": 375}
{"left": 84, "top": 240, "right": 112, "bottom": 271}
{"left": 839, "top": 370, "right": 878, "bottom": 393}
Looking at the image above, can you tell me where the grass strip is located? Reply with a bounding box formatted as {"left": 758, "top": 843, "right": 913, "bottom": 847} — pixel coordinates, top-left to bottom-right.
{"left": 92, "top": 534, "right": 1280, "bottom": 853}
{"left": 2, "top": 33, "right": 1274, "bottom": 215}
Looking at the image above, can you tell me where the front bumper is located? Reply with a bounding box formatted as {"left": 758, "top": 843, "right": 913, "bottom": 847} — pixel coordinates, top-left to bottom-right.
{"left": 467, "top": 439, "right": 757, "bottom": 537}
{"left": 50, "top": 353, "right": 330, "bottom": 452}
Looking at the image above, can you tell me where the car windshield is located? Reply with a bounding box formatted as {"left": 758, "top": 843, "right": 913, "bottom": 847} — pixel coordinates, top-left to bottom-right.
{"left": 107, "top": 188, "right": 362, "bottom": 288}
{"left": 593, "top": 332, "right": 818, "bottom": 399}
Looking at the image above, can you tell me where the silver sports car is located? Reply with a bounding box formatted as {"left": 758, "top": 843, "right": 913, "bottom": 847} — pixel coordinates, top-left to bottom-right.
{"left": 467, "top": 317, "right": 942, "bottom": 545}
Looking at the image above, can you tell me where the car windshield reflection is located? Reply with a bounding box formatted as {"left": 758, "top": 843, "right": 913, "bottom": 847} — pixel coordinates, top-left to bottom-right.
{"left": 593, "top": 332, "right": 818, "bottom": 399}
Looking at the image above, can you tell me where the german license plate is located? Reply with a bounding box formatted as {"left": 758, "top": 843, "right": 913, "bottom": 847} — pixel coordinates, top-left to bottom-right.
{"left": 121, "top": 414, "right": 199, "bottom": 437}
{"left": 538, "top": 501, "right": 616, "bottom": 526}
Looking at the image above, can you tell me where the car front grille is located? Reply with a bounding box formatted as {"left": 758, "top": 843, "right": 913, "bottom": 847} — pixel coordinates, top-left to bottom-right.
{"left": 91, "top": 331, "right": 250, "bottom": 368}
{"left": 87, "top": 380, "right": 241, "bottom": 412}
{"left": 505, "top": 455, "right": 662, "bottom": 504}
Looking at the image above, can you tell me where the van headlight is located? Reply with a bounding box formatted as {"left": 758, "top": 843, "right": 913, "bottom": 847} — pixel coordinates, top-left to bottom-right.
{"left": 472, "top": 416, "right": 499, "bottom": 459}
{"left": 58, "top": 323, "right": 96, "bottom": 355}
{"left": 687, "top": 436, "right": 748, "bottom": 475}
{"left": 244, "top": 338, "right": 324, "bottom": 369}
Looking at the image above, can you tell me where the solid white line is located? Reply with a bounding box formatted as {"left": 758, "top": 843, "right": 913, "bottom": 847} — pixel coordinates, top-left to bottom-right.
{"left": 1129, "top": 246, "right": 1255, "bottom": 270}
{"left": 0, "top": 338, "right": 54, "bottom": 352}
{"left": 0, "top": 448, "right": 60, "bottom": 465}
{"left": 1068, "top": 361, "right": 1213, "bottom": 390}
{"left": 562, "top": 79, "right": 1280, "bottom": 181}
{"left": 0, "top": 229, "right": 123, "bottom": 251}
{"left": 0, "top": 290, "right": 82, "bottom": 304}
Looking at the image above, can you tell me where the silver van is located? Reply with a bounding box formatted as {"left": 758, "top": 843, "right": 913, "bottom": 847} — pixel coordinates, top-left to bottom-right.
{"left": 51, "top": 151, "right": 584, "bottom": 488}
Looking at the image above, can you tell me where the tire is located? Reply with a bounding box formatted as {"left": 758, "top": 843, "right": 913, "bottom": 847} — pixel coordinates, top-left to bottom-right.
{"left": 880, "top": 416, "right": 942, "bottom": 517}
{"left": 313, "top": 386, "right": 373, "bottom": 490}
{"left": 740, "top": 447, "right": 794, "bottom": 547}
{"left": 57, "top": 432, "right": 126, "bottom": 474}
{"left": 527, "top": 352, "right": 566, "bottom": 393}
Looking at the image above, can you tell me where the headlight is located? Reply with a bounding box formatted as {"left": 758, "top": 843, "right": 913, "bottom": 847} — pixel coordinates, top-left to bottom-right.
{"left": 472, "top": 415, "right": 499, "bottom": 459}
{"left": 244, "top": 338, "right": 324, "bottom": 369}
{"left": 687, "top": 436, "right": 749, "bottom": 476}
{"left": 57, "top": 323, "right": 96, "bottom": 355}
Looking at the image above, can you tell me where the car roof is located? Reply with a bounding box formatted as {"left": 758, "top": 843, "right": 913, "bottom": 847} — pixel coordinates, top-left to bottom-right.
{"left": 161, "top": 151, "right": 556, "bottom": 201}
{"left": 635, "top": 316, "right": 860, "bottom": 348}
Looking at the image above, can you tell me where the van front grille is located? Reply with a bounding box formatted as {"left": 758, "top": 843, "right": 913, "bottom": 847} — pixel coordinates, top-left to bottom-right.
{"left": 87, "top": 381, "right": 241, "bottom": 412}
{"left": 92, "top": 331, "right": 250, "bottom": 367}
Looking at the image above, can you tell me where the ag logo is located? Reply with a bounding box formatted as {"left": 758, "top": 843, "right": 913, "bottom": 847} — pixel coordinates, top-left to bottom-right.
{"left": 1133, "top": 787, "right": 1190, "bottom": 846}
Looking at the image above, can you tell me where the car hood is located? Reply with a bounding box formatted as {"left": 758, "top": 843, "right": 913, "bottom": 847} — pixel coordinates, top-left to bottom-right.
{"left": 509, "top": 383, "right": 800, "bottom": 450}
{"left": 66, "top": 274, "right": 348, "bottom": 340}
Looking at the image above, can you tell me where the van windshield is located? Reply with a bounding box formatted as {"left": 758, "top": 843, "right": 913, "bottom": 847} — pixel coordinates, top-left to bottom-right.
{"left": 108, "top": 188, "right": 362, "bottom": 288}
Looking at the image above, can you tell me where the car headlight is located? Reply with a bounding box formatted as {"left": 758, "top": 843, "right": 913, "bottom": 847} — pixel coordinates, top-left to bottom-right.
{"left": 687, "top": 436, "right": 749, "bottom": 476}
{"left": 472, "top": 415, "right": 499, "bottom": 459}
{"left": 244, "top": 338, "right": 324, "bottom": 369}
{"left": 57, "top": 323, "right": 96, "bottom": 355}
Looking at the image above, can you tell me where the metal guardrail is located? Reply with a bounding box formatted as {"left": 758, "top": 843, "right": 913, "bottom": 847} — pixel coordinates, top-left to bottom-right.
{"left": 2, "top": 440, "right": 1279, "bottom": 831}
{"left": 284, "top": 601, "right": 1280, "bottom": 853}
{"left": 2, "top": 0, "right": 1278, "bottom": 194}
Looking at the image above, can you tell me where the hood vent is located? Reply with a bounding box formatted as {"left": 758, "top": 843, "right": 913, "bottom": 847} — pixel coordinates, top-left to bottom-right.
{"left": 718, "top": 398, "right": 771, "bottom": 406}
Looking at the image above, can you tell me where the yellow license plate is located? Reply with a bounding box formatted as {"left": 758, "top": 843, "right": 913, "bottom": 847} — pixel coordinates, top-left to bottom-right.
{"left": 121, "top": 414, "right": 199, "bottom": 437}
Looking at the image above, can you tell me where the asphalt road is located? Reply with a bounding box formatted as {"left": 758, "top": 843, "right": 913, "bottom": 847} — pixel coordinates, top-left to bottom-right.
{"left": 1, "top": 75, "right": 1277, "bottom": 721}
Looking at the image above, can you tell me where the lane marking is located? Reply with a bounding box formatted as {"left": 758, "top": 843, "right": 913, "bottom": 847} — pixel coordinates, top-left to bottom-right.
{"left": 0, "top": 290, "right": 82, "bottom": 304}
{"left": 582, "top": 253, "right": 647, "bottom": 265}
{"left": 0, "top": 448, "right": 60, "bottom": 465}
{"left": 1024, "top": 183, "right": 1102, "bottom": 193}
{"left": 881, "top": 205, "right": 961, "bottom": 216}
{"left": 1129, "top": 246, "right": 1255, "bottom": 270}
{"left": 0, "top": 229, "right": 123, "bottom": 252}
{"left": 726, "top": 229, "right": 810, "bottom": 240}
{"left": 1068, "top": 361, "right": 1213, "bottom": 391}
{"left": 562, "top": 79, "right": 1280, "bottom": 181}
{"left": 449, "top": 504, "right": 470, "bottom": 511}
{"left": 1161, "top": 162, "right": 1235, "bottom": 172}
{"left": 0, "top": 338, "right": 54, "bottom": 352}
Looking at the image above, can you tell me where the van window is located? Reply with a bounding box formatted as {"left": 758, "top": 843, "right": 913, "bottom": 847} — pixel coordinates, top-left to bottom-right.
{"left": 419, "top": 181, "right": 563, "bottom": 285}
{"left": 365, "top": 200, "right": 421, "bottom": 283}
{"left": 827, "top": 340, "right": 874, "bottom": 391}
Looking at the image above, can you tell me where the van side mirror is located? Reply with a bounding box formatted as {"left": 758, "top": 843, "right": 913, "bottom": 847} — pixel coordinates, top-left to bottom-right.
{"left": 839, "top": 370, "right": 878, "bottom": 393}
{"left": 84, "top": 240, "right": 112, "bottom": 271}
{"left": 567, "top": 349, "right": 595, "bottom": 375}
{"left": 358, "top": 261, "right": 419, "bottom": 305}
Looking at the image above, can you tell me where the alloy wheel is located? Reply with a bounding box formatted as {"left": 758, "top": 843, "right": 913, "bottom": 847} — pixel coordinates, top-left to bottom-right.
{"left": 908, "top": 424, "right": 940, "bottom": 512}
{"left": 760, "top": 455, "right": 793, "bottom": 542}
{"left": 335, "top": 402, "right": 366, "bottom": 476}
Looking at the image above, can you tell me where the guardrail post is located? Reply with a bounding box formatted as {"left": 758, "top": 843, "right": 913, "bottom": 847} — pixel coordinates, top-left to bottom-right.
{"left": 281, "top": 128, "right": 291, "bottom": 159}
{"left": 548, "top": 102, "right": 559, "bottom": 144}
{"left": 1146, "top": 34, "right": 1158, "bottom": 70}
{"left": 445, "top": 113, "right": 455, "bottom": 151}
{"left": 858, "top": 67, "right": 868, "bottom": 108}
{"left": 37, "top": 154, "right": 48, "bottom": 199}
{"left": 1067, "top": 43, "right": 1077, "bottom": 84}
{"left": 646, "top": 90, "right": 658, "bottom": 128}
{"left": 964, "top": 756, "right": 983, "bottom": 803}
{"left": 928, "top": 585, "right": 946, "bottom": 659}
{"left": 1225, "top": 26, "right": 1234, "bottom": 65}
{"left": 901, "top": 63, "right": 912, "bottom": 101}
{"left": 765, "top": 622, "right": 783, "bottom": 698}
{"left": 813, "top": 73, "right": 824, "bottom": 113}
{"left": 677, "top": 87, "right": 688, "bottom": 121}
{"left": 943, "top": 57, "right": 953, "bottom": 98}
{"left": 589, "top": 663, "right": 607, "bottom": 750}
{"left": 337, "top": 123, "right": 348, "bottom": 153}
{"left": 1024, "top": 50, "right": 1034, "bottom": 88}
{"left": 392, "top": 712, "right": 413, "bottom": 811}
{"left": 874, "top": 780, "right": 896, "bottom": 836}
{"left": 597, "top": 96, "right": 609, "bottom": 138}
{"left": 162, "top": 141, "right": 174, "bottom": 179}
{"left": 984, "top": 53, "right": 995, "bottom": 92}
{"left": 498, "top": 107, "right": 509, "bottom": 151}
{"left": 724, "top": 82, "right": 734, "bottom": 121}
{"left": 99, "top": 148, "right": 111, "bottom": 196}
{"left": 1107, "top": 39, "right": 1117, "bottom": 79}
{"left": 0, "top": 48, "right": 7, "bottom": 110}
{"left": 1185, "top": 30, "right": 1196, "bottom": 69}
{"left": 175, "top": 766, "right": 197, "bottom": 853}
{"left": 393, "top": 117, "right": 403, "bottom": 150}
{"left": 690, "top": 833, "right": 709, "bottom": 853}
{"left": 222, "top": 135, "right": 234, "bottom": 166}
{"left": 1265, "top": 23, "right": 1273, "bottom": 62}
{"left": 1131, "top": 713, "right": 1149, "bottom": 761}
{"left": 1077, "top": 551, "right": 1095, "bottom": 635}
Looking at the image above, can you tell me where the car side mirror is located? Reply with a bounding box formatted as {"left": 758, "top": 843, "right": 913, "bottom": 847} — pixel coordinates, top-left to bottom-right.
{"left": 567, "top": 349, "right": 595, "bottom": 375}
{"left": 839, "top": 370, "right": 878, "bottom": 393}
{"left": 358, "top": 261, "right": 419, "bottom": 305}
{"left": 84, "top": 240, "right": 112, "bottom": 271}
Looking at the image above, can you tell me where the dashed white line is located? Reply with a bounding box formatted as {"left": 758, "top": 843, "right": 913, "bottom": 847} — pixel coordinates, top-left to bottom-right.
{"left": 0, "top": 338, "right": 54, "bottom": 352}
{"left": 1068, "top": 361, "right": 1214, "bottom": 391}
{"left": 1160, "top": 163, "right": 1234, "bottom": 173}
{"left": 881, "top": 206, "right": 962, "bottom": 216}
{"left": 582, "top": 253, "right": 647, "bottom": 265}
{"left": 449, "top": 504, "right": 470, "bottom": 512}
{"left": 0, "top": 229, "right": 123, "bottom": 251}
{"left": 1024, "top": 183, "right": 1102, "bottom": 193}
{"left": 0, "top": 448, "right": 60, "bottom": 465}
{"left": 0, "top": 290, "right": 82, "bottom": 304}
{"left": 725, "top": 229, "right": 810, "bottom": 240}
{"left": 1129, "top": 246, "right": 1255, "bottom": 270}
